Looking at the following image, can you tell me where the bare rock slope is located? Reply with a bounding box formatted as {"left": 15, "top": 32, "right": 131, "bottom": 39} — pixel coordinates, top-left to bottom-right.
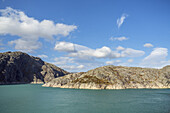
{"left": 43, "top": 65, "right": 170, "bottom": 89}
{"left": 0, "top": 51, "right": 69, "bottom": 84}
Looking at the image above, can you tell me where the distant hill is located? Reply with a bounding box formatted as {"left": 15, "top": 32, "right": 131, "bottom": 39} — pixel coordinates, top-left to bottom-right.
{"left": 1, "top": 51, "right": 169, "bottom": 89}
{"left": 0, "top": 51, "right": 69, "bottom": 84}
{"left": 43, "top": 65, "right": 170, "bottom": 89}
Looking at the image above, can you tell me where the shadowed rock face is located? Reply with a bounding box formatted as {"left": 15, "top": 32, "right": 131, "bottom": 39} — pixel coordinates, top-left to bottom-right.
{"left": 0, "top": 51, "right": 69, "bottom": 84}
{"left": 43, "top": 65, "right": 170, "bottom": 89}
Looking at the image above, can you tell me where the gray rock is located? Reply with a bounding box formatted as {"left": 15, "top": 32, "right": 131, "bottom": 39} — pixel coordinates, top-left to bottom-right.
{"left": 0, "top": 51, "right": 69, "bottom": 84}
{"left": 43, "top": 65, "right": 170, "bottom": 89}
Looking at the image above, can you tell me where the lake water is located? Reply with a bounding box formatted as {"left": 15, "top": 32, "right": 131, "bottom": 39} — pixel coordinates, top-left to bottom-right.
{"left": 0, "top": 84, "right": 170, "bottom": 113}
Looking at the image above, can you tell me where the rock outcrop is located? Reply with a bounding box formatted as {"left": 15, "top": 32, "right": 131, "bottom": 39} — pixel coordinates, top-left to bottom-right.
{"left": 43, "top": 65, "right": 170, "bottom": 89}
{"left": 0, "top": 51, "right": 69, "bottom": 84}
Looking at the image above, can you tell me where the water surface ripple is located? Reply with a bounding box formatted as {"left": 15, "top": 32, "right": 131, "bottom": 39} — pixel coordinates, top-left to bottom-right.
{"left": 0, "top": 84, "right": 170, "bottom": 113}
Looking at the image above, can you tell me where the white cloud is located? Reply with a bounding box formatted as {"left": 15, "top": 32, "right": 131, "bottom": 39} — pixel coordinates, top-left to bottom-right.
{"left": 59, "top": 65, "right": 85, "bottom": 71}
{"left": 53, "top": 57, "right": 75, "bottom": 65}
{"left": 121, "top": 48, "right": 145, "bottom": 57}
{"left": 68, "top": 46, "right": 121, "bottom": 59}
{"left": 54, "top": 41, "right": 89, "bottom": 52}
{"left": 0, "top": 7, "right": 77, "bottom": 52}
{"left": 106, "top": 60, "right": 121, "bottom": 65}
{"left": 117, "top": 14, "right": 128, "bottom": 28}
{"left": 144, "top": 48, "right": 167, "bottom": 61}
{"left": 116, "top": 46, "right": 125, "bottom": 51}
{"left": 54, "top": 41, "right": 121, "bottom": 59}
{"left": 141, "top": 48, "right": 170, "bottom": 68}
{"left": 93, "top": 46, "right": 120, "bottom": 58}
{"left": 110, "top": 36, "right": 128, "bottom": 41}
{"left": 143, "top": 43, "right": 153, "bottom": 48}
{"left": 52, "top": 56, "right": 87, "bottom": 71}
{"left": 54, "top": 41, "right": 145, "bottom": 59}
{"left": 53, "top": 42, "right": 147, "bottom": 71}
{"left": 37, "top": 54, "right": 48, "bottom": 58}
{"left": 54, "top": 42, "right": 76, "bottom": 52}
{"left": 8, "top": 38, "right": 42, "bottom": 52}
{"left": 106, "top": 59, "right": 134, "bottom": 66}
{"left": 127, "top": 59, "right": 133, "bottom": 63}
{"left": 52, "top": 56, "right": 103, "bottom": 72}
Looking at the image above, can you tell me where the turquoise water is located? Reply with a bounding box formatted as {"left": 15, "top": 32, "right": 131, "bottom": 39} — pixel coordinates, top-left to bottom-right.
{"left": 0, "top": 84, "right": 170, "bottom": 113}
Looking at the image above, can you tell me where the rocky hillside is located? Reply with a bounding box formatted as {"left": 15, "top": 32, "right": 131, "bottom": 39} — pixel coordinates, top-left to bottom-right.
{"left": 0, "top": 51, "right": 69, "bottom": 84}
{"left": 43, "top": 65, "right": 170, "bottom": 89}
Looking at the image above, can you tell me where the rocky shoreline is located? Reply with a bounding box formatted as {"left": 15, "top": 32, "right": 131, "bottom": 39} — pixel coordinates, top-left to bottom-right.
{"left": 43, "top": 65, "right": 170, "bottom": 89}
{"left": 0, "top": 51, "right": 169, "bottom": 90}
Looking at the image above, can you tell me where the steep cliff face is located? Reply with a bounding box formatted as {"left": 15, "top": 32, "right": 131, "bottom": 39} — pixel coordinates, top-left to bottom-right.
{"left": 0, "top": 51, "right": 69, "bottom": 84}
{"left": 43, "top": 65, "right": 170, "bottom": 89}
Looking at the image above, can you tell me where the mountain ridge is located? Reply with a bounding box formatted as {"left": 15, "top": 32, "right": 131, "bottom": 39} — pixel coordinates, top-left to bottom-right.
{"left": 0, "top": 51, "right": 69, "bottom": 84}
{"left": 0, "top": 51, "right": 169, "bottom": 90}
{"left": 43, "top": 65, "right": 170, "bottom": 89}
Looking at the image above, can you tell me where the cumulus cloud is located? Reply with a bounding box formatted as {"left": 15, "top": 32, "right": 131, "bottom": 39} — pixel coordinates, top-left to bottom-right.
{"left": 0, "top": 7, "right": 77, "bottom": 52}
{"left": 53, "top": 42, "right": 147, "bottom": 71}
{"left": 59, "top": 65, "right": 85, "bottom": 71}
{"left": 117, "top": 14, "right": 128, "bottom": 28}
{"left": 141, "top": 48, "right": 170, "bottom": 67}
{"left": 110, "top": 36, "right": 128, "bottom": 41}
{"left": 54, "top": 42, "right": 76, "bottom": 52}
{"left": 143, "top": 48, "right": 167, "bottom": 61}
{"left": 54, "top": 41, "right": 145, "bottom": 59}
{"left": 53, "top": 57, "right": 75, "bottom": 65}
{"left": 93, "top": 46, "right": 120, "bottom": 58}
{"left": 106, "top": 60, "right": 121, "bottom": 65}
{"left": 69, "top": 46, "right": 121, "bottom": 59}
{"left": 127, "top": 59, "right": 133, "bottom": 63}
{"left": 8, "top": 38, "right": 42, "bottom": 52}
{"left": 37, "top": 54, "right": 48, "bottom": 58}
{"left": 52, "top": 57, "right": 84, "bottom": 71}
{"left": 116, "top": 46, "right": 125, "bottom": 51}
{"left": 54, "top": 41, "right": 121, "bottom": 59}
{"left": 54, "top": 41, "right": 89, "bottom": 52}
{"left": 143, "top": 43, "right": 153, "bottom": 48}
{"left": 121, "top": 48, "right": 145, "bottom": 57}
{"left": 52, "top": 56, "right": 102, "bottom": 72}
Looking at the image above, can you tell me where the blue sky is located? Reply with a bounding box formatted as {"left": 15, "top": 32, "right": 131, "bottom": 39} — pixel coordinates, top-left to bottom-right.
{"left": 0, "top": 0, "right": 170, "bottom": 72}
